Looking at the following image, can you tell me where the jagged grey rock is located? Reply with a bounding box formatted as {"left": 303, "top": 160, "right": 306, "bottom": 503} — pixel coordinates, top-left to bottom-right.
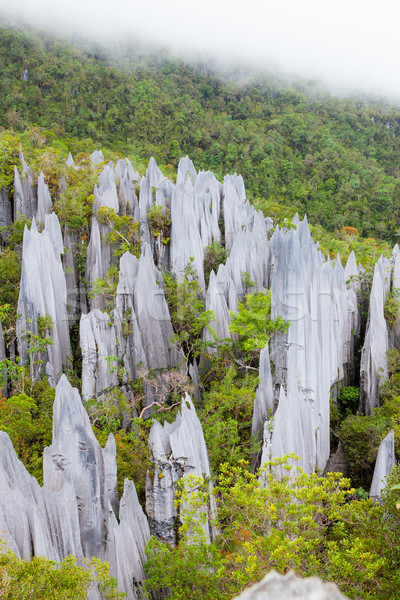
{"left": 146, "top": 394, "right": 217, "bottom": 545}
{"left": 0, "top": 430, "right": 83, "bottom": 562}
{"left": 265, "top": 216, "right": 358, "bottom": 474}
{"left": 16, "top": 215, "right": 71, "bottom": 384}
{"left": 203, "top": 264, "right": 237, "bottom": 349}
{"left": 36, "top": 172, "right": 53, "bottom": 223}
{"left": 90, "top": 150, "right": 104, "bottom": 164}
{"left": 79, "top": 309, "right": 119, "bottom": 402}
{"left": 66, "top": 152, "right": 75, "bottom": 168}
{"left": 13, "top": 156, "right": 37, "bottom": 220}
{"left": 232, "top": 570, "right": 349, "bottom": 600}
{"left": 252, "top": 342, "right": 274, "bottom": 442}
{"left": 94, "top": 164, "right": 119, "bottom": 213}
{"left": 370, "top": 430, "right": 396, "bottom": 499}
{"left": 170, "top": 177, "right": 205, "bottom": 291}
{"left": 176, "top": 156, "right": 197, "bottom": 186}
{"left": 360, "top": 255, "right": 390, "bottom": 414}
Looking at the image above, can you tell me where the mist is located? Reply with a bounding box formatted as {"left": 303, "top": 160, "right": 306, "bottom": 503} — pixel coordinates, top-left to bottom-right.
{"left": 1, "top": 0, "right": 400, "bottom": 99}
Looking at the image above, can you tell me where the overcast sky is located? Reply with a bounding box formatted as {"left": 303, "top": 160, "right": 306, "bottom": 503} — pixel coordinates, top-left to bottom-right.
{"left": 1, "top": 0, "right": 400, "bottom": 99}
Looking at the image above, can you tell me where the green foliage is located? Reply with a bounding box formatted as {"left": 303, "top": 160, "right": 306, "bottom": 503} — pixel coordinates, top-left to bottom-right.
{"left": 147, "top": 204, "right": 172, "bottom": 244}
{"left": 97, "top": 207, "right": 140, "bottom": 258}
{"left": 163, "top": 262, "right": 215, "bottom": 361}
{"left": 88, "top": 266, "right": 119, "bottom": 313}
{"left": 200, "top": 368, "right": 259, "bottom": 473}
{"left": 144, "top": 456, "right": 400, "bottom": 600}
{"left": 0, "top": 133, "right": 20, "bottom": 189}
{"left": 229, "top": 290, "right": 289, "bottom": 354}
{"left": 203, "top": 241, "right": 228, "bottom": 284}
{"left": 3, "top": 25, "right": 400, "bottom": 244}
{"left": 0, "top": 375, "right": 54, "bottom": 484}
{"left": 0, "top": 541, "right": 124, "bottom": 599}
{"left": 384, "top": 288, "right": 400, "bottom": 329}
{"left": 0, "top": 248, "right": 22, "bottom": 343}
{"left": 337, "top": 386, "right": 359, "bottom": 417}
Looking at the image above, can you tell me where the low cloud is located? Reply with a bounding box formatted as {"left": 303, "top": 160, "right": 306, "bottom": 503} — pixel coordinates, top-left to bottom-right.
{"left": 1, "top": 0, "right": 400, "bottom": 99}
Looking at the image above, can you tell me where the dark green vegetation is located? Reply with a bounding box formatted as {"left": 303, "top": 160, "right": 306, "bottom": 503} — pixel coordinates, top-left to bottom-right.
{"left": 1, "top": 20, "right": 400, "bottom": 600}
{"left": 3, "top": 23, "right": 400, "bottom": 242}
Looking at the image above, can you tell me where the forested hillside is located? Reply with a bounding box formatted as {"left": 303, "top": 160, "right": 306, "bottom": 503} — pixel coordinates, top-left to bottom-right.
{"left": 2, "top": 22, "right": 400, "bottom": 241}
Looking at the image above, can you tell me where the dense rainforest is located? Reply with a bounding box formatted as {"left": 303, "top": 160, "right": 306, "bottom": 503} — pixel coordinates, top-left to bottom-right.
{"left": 0, "top": 19, "right": 400, "bottom": 600}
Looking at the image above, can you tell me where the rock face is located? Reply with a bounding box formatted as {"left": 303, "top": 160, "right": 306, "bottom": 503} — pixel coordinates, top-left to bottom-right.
{"left": 232, "top": 570, "right": 349, "bottom": 600}
{"left": 370, "top": 430, "right": 396, "bottom": 499}
{"left": 114, "top": 248, "right": 183, "bottom": 375}
{"left": 265, "top": 217, "right": 358, "bottom": 474}
{"left": 16, "top": 215, "right": 71, "bottom": 384}
{"left": 360, "top": 256, "right": 390, "bottom": 414}
{"left": 0, "top": 375, "right": 150, "bottom": 599}
{"left": 146, "top": 394, "right": 217, "bottom": 545}
{"left": 80, "top": 309, "right": 119, "bottom": 402}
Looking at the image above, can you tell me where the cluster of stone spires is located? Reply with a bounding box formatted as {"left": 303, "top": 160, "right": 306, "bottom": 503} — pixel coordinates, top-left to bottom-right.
{"left": 0, "top": 150, "right": 397, "bottom": 597}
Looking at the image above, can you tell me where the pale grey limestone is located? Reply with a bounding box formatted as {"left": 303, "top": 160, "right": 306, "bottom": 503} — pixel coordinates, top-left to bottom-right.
{"left": 139, "top": 157, "right": 174, "bottom": 248}
{"left": 146, "top": 394, "right": 217, "bottom": 544}
{"left": 193, "top": 170, "right": 221, "bottom": 248}
{"left": 79, "top": 309, "right": 119, "bottom": 402}
{"left": 66, "top": 152, "right": 75, "bottom": 168}
{"left": 86, "top": 216, "right": 105, "bottom": 310}
{"left": 232, "top": 570, "right": 348, "bottom": 600}
{"left": 13, "top": 159, "right": 37, "bottom": 220}
{"left": 90, "top": 150, "right": 104, "bottom": 164}
{"left": 252, "top": 342, "right": 274, "bottom": 442}
{"left": 203, "top": 264, "right": 237, "bottom": 348}
{"left": 370, "top": 429, "right": 396, "bottom": 499}
{"left": 0, "top": 430, "right": 83, "bottom": 562}
{"left": 40, "top": 375, "right": 149, "bottom": 599}
{"left": 265, "top": 216, "right": 358, "bottom": 474}
{"left": 94, "top": 164, "right": 119, "bottom": 213}
{"left": 176, "top": 156, "right": 197, "bottom": 186}
{"left": 170, "top": 177, "right": 205, "bottom": 291}
{"left": 36, "top": 172, "right": 53, "bottom": 223}
{"left": 223, "top": 173, "right": 251, "bottom": 250}
{"left": 16, "top": 215, "right": 71, "bottom": 383}
{"left": 115, "top": 247, "right": 182, "bottom": 371}
{"left": 360, "top": 256, "right": 390, "bottom": 414}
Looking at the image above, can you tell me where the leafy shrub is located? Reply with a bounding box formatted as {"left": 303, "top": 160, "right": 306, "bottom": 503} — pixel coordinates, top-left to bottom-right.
{"left": 203, "top": 241, "right": 228, "bottom": 284}
{"left": 147, "top": 204, "right": 172, "bottom": 244}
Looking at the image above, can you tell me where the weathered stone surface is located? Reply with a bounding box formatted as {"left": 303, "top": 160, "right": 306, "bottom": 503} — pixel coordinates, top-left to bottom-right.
{"left": 370, "top": 429, "right": 396, "bottom": 499}
{"left": 80, "top": 309, "right": 119, "bottom": 402}
{"left": 265, "top": 216, "right": 358, "bottom": 474}
{"left": 66, "top": 152, "right": 75, "bottom": 168}
{"left": 360, "top": 256, "right": 390, "bottom": 414}
{"left": 232, "top": 570, "right": 348, "bottom": 600}
{"left": 36, "top": 172, "right": 53, "bottom": 223}
{"left": 90, "top": 150, "right": 104, "bottom": 164}
{"left": 170, "top": 177, "right": 205, "bottom": 291}
{"left": 0, "top": 429, "right": 83, "bottom": 562}
{"left": 203, "top": 264, "right": 237, "bottom": 348}
{"left": 16, "top": 215, "right": 71, "bottom": 383}
{"left": 252, "top": 342, "right": 274, "bottom": 442}
{"left": 116, "top": 247, "right": 182, "bottom": 372}
{"left": 13, "top": 155, "right": 37, "bottom": 220}
{"left": 146, "top": 394, "right": 217, "bottom": 545}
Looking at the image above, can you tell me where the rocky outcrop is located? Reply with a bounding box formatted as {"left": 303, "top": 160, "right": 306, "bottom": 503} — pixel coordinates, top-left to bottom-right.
{"left": 370, "top": 429, "right": 396, "bottom": 499}
{"left": 16, "top": 215, "right": 71, "bottom": 384}
{"left": 146, "top": 394, "right": 217, "bottom": 545}
{"left": 265, "top": 216, "right": 358, "bottom": 474}
{"left": 360, "top": 256, "right": 390, "bottom": 414}
{"left": 36, "top": 172, "right": 53, "bottom": 223}
{"left": 80, "top": 309, "right": 119, "bottom": 402}
{"left": 232, "top": 570, "right": 349, "bottom": 600}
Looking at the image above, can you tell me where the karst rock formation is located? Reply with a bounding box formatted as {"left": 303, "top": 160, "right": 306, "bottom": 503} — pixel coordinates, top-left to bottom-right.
{"left": 0, "top": 152, "right": 398, "bottom": 597}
